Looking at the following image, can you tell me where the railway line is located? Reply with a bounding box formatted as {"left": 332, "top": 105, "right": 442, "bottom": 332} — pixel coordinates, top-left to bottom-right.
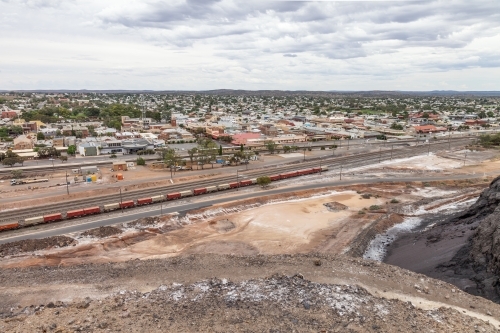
{"left": 0, "top": 136, "right": 473, "bottom": 176}
{"left": 0, "top": 137, "right": 472, "bottom": 224}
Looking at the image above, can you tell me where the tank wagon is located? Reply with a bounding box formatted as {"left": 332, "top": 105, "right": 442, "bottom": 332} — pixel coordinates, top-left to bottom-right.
{"left": 1, "top": 166, "right": 328, "bottom": 232}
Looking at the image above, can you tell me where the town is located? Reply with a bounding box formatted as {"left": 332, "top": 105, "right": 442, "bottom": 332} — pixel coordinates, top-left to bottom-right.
{"left": 1, "top": 91, "right": 499, "bottom": 168}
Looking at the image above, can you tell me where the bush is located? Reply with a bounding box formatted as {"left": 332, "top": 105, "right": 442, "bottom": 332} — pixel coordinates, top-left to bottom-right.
{"left": 369, "top": 205, "right": 382, "bottom": 211}
{"left": 358, "top": 210, "right": 366, "bottom": 215}
{"left": 390, "top": 198, "right": 400, "bottom": 204}
{"left": 256, "top": 176, "right": 271, "bottom": 188}
{"left": 110, "top": 154, "right": 117, "bottom": 158}
{"left": 136, "top": 157, "right": 146, "bottom": 165}
{"left": 361, "top": 193, "right": 372, "bottom": 199}
{"left": 320, "top": 146, "right": 325, "bottom": 150}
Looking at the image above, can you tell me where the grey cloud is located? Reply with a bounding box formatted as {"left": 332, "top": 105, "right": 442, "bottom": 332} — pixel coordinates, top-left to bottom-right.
{"left": 283, "top": 54, "right": 297, "bottom": 57}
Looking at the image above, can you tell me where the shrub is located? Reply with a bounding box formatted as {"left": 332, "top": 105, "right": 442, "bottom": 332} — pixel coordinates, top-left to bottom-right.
{"left": 358, "top": 210, "right": 366, "bottom": 215}
{"left": 361, "top": 193, "right": 372, "bottom": 199}
{"left": 110, "top": 154, "right": 117, "bottom": 158}
{"left": 136, "top": 157, "right": 146, "bottom": 166}
{"left": 369, "top": 205, "right": 382, "bottom": 211}
{"left": 320, "top": 146, "right": 325, "bottom": 150}
{"left": 390, "top": 198, "right": 400, "bottom": 204}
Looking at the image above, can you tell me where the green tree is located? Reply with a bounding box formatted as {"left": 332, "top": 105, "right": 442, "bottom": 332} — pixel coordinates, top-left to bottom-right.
{"left": 390, "top": 123, "right": 404, "bottom": 130}
{"left": 2, "top": 157, "right": 18, "bottom": 167}
{"left": 59, "top": 155, "right": 68, "bottom": 163}
{"left": 218, "top": 145, "right": 223, "bottom": 156}
{"left": 11, "top": 169, "right": 23, "bottom": 178}
{"left": 283, "top": 145, "right": 291, "bottom": 153}
{"left": 67, "top": 145, "right": 76, "bottom": 155}
{"left": 37, "top": 132, "right": 45, "bottom": 140}
{"left": 136, "top": 157, "right": 146, "bottom": 165}
{"left": 265, "top": 140, "right": 277, "bottom": 154}
{"left": 256, "top": 176, "right": 271, "bottom": 188}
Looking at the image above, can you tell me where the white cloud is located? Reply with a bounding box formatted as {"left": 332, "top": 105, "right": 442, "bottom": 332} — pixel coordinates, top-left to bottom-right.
{"left": 0, "top": 0, "right": 499, "bottom": 90}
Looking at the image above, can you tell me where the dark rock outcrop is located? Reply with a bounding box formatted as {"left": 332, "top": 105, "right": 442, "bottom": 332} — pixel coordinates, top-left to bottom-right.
{"left": 448, "top": 176, "right": 500, "bottom": 302}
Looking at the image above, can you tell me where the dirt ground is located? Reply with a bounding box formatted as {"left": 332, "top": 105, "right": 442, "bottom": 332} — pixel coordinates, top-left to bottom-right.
{"left": 1, "top": 254, "right": 499, "bottom": 333}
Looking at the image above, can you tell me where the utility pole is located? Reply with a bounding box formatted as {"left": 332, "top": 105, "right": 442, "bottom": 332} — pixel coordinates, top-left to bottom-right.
{"left": 428, "top": 141, "right": 430, "bottom": 155}
{"left": 236, "top": 169, "right": 239, "bottom": 191}
{"left": 119, "top": 187, "right": 124, "bottom": 213}
{"left": 390, "top": 145, "right": 394, "bottom": 160}
{"left": 160, "top": 193, "right": 163, "bottom": 216}
{"left": 378, "top": 147, "right": 382, "bottom": 163}
{"left": 303, "top": 148, "right": 306, "bottom": 162}
{"left": 464, "top": 150, "right": 467, "bottom": 166}
{"left": 339, "top": 164, "right": 343, "bottom": 180}
{"left": 319, "top": 157, "right": 322, "bottom": 175}
{"left": 65, "top": 171, "right": 69, "bottom": 195}
{"left": 448, "top": 131, "right": 451, "bottom": 150}
{"left": 347, "top": 139, "right": 350, "bottom": 150}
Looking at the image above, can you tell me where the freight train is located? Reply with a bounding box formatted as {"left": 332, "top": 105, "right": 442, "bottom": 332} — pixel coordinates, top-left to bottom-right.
{"left": 0, "top": 166, "right": 328, "bottom": 232}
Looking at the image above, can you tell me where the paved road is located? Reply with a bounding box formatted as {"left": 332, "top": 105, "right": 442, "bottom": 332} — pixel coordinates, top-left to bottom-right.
{"left": 0, "top": 172, "right": 488, "bottom": 245}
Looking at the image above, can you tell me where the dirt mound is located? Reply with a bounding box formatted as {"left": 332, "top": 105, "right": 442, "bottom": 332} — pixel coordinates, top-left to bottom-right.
{"left": 81, "top": 226, "right": 123, "bottom": 238}
{"left": 208, "top": 219, "right": 235, "bottom": 233}
{"left": 0, "top": 236, "right": 76, "bottom": 257}
{"left": 323, "top": 201, "right": 348, "bottom": 212}
{"left": 127, "top": 216, "right": 163, "bottom": 228}
{"left": 1, "top": 254, "right": 499, "bottom": 333}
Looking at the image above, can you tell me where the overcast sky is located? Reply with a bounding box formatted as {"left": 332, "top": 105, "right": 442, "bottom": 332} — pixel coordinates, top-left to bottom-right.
{"left": 1, "top": 0, "right": 499, "bottom": 91}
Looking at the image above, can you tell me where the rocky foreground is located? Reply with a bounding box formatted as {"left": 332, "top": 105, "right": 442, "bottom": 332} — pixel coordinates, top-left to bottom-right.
{"left": 1, "top": 254, "right": 499, "bottom": 332}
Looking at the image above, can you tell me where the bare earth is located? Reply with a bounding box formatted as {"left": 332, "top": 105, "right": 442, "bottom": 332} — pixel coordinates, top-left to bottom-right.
{"left": 1, "top": 151, "right": 500, "bottom": 332}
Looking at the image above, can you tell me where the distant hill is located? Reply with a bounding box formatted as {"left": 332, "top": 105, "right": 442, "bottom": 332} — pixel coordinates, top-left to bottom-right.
{"left": 1, "top": 89, "right": 500, "bottom": 97}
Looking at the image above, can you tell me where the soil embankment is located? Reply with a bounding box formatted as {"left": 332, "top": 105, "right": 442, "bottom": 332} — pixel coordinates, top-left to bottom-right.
{"left": 384, "top": 176, "right": 500, "bottom": 303}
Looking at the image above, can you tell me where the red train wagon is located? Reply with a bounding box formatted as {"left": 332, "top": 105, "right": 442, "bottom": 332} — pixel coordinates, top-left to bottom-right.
{"left": 269, "top": 175, "right": 281, "bottom": 181}
{"left": 193, "top": 188, "right": 207, "bottom": 195}
{"left": 44, "top": 213, "right": 63, "bottom": 223}
{"left": 312, "top": 167, "right": 321, "bottom": 173}
{"left": 83, "top": 206, "right": 101, "bottom": 215}
{"left": 120, "top": 200, "right": 135, "bottom": 209}
{"left": 229, "top": 182, "right": 239, "bottom": 189}
{"left": 239, "top": 180, "right": 252, "bottom": 187}
{"left": 137, "top": 197, "right": 153, "bottom": 206}
{"left": 167, "top": 192, "right": 181, "bottom": 200}
{"left": 67, "top": 209, "right": 85, "bottom": 218}
{"left": 0, "top": 222, "right": 19, "bottom": 231}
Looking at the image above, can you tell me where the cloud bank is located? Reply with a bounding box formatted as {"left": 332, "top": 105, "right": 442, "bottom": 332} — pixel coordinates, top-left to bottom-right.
{"left": 0, "top": 0, "right": 499, "bottom": 90}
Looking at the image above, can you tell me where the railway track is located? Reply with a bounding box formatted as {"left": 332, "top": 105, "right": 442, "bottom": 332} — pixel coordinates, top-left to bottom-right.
{"left": 0, "top": 138, "right": 472, "bottom": 223}
{"left": 0, "top": 137, "right": 474, "bottom": 176}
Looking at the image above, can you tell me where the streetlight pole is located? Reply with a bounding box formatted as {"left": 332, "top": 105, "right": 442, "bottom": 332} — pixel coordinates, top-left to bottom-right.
{"left": 65, "top": 171, "right": 69, "bottom": 195}
{"left": 119, "top": 187, "right": 124, "bottom": 213}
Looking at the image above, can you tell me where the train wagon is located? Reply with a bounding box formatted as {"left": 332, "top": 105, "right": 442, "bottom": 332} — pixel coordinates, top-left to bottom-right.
{"left": 0, "top": 221, "right": 19, "bottom": 231}
{"left": 321, "top": 166, "right": 328, "bottom": 172}
{"left": 83, "top": 206, "right": 101, "bottom": 215}
{"left": 120, "top": 200, "right": 135, "bottom": 209}
{"left": 249, "top": 178, "right": 257, "bottom": 184}
{"left": 167, "top": 192, "right": 181, "bottom": 200}
{"left": 217, "top": 184, "right": 230, "bottom": 190}
{"left": 269, "top": 175, "right": 281, "bottom": 181}
{"left": 103, "top": 203, "right": 120, "bottom": 212}
{"left": 67, "top": 209, "right": 85, "bottom": 219}
{"left": 206, "top": 186, "right": 218, "bottom": 192}
{"left": 193, "top": 188, "right": 207, "bottom": 195}
{"left": 239, "top": 180, "right": 252, "bottom": 187}
{"left": 23, "top": 216, "right": 44, "bottom": 226}
{"left": 228, "top": 182, "right": 239, "bottom": 189}
{"left": 312, "top": 167, "right": 321, "bottom": 173}
{"left": 44, "top": 213, "right": 63, "bottom": 223}
{"left": 137, "top": 197, "right": 153, "bottom": 206}
{"left": 151, "top": 195, "right": 165, "bottom": 203}
{"left": 179, "top": 190, "right": 193, "bottom": 198}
